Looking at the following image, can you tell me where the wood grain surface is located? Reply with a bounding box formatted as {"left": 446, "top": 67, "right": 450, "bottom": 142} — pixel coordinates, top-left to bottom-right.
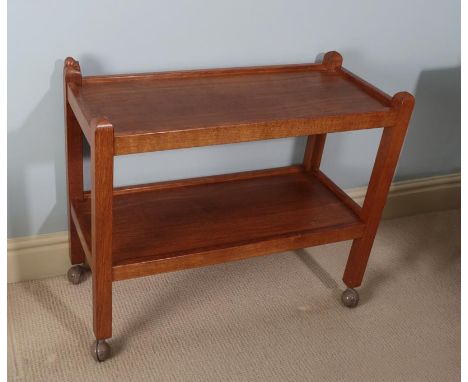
{"left": 67, "top": 56, "right": 396, "bottom": 154}
{"left": 72, "top": 169, "right": 364, "bottom": 281}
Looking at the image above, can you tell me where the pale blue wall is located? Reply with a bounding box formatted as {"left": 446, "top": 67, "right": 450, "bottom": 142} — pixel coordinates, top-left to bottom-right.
{"left": 8, "top": 0, "right": 460, "bottom": 238}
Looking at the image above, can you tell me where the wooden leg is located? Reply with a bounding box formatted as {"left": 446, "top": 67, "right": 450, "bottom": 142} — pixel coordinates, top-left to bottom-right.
{"left": 303, "top": 134, "right": 327, "bottom": 171}
{"left": 343, "top": 92, "right": 414, "bottom": 288}
{"left": 69, "top": 221, "right": 85, "bottom": 265}
{"left": 65, "top": 104, "right": 85, "bottom": 265}
{"left": 91, "top": 119, "right": 114, "bottom": 342}
{"left": 64, "top": 58, "right": 85, "bottom": 265}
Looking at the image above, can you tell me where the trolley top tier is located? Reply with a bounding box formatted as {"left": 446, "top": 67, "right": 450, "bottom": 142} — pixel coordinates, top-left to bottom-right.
{"left": 64, "top": 51, "right": 405, "bottom": 155}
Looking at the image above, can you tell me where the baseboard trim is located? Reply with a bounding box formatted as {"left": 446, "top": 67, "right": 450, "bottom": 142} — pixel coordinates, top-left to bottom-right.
{"left": 348, "top": 172, "right": 460, "bottom": 219}
{"left": 7, "top": 173, "right": 460, "bottom": 283}
{"left": 8, "top": 232, "right": 70, "bottom": 284}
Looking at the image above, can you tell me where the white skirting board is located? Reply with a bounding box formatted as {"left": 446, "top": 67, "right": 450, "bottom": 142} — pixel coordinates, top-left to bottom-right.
{"left": 7, "top": 173, "right": 460, "bottom": 283}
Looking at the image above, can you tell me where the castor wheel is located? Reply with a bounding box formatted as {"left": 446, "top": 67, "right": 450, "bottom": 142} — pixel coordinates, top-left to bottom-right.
{"left": 341, "top": 288, "right": 359, "bottom": 308}
{"left": 93, "top": 340, "right": 111, "bottom": 362}
{"left": 67, "top": 265, "right": 86, "bottom": 285}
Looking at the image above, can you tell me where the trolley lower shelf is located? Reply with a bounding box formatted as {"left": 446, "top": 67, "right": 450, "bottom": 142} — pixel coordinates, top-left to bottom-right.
{"left": 71, "top": 166, "right": 365, "bottom": 281}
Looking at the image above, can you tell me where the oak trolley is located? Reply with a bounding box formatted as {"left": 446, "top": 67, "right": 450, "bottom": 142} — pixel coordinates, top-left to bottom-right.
{"left": 64, "top": 52, "right": 414, "bottom": 361}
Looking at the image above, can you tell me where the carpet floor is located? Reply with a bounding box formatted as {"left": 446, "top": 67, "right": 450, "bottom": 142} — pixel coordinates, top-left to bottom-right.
{"left": 8, "top": 209, "right": 460, "bottom": 382}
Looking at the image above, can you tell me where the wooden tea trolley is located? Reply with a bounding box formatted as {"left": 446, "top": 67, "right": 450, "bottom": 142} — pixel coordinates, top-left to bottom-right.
{"left": 64, "top": 51, "right": 414, "bottom": 361}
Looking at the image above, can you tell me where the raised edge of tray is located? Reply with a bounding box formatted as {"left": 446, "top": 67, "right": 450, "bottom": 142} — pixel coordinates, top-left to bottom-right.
{"left": 66, "top": 54, "right": 398, "bottom": 154}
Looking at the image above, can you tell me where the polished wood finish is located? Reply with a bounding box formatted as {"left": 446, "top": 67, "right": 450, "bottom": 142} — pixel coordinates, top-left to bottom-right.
{"left": 343, "top": 92, "right": 415, "bottom": 287}
{"left": 322, "top": 51, "right": 343, "bottom": 71}
{"left": 67, "top": 55, "right": 397, "bottom": 155}
{"left": 71, "top": 169, "right": 365, "bottom": 281}
{"left": 90, "top": 118, "right": 114, "bottom": 340}
{"left": 64, "top": 58, "right": 85, "bottom": 265}
{"left": 303, "top": 134, "right": 327, "bottom": 171}
{"left": 94, "top": 165, "right": 303, "bottom": 197}
{"left": 63, "top": 52, "right": 414, "bottom": 346}
{"left": 313, "top": 170, "right": 363, "bottom": 219}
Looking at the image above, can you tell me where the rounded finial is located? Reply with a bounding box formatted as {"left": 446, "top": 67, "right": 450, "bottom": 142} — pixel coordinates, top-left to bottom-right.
{"left": 391, "top": 91, "right": 415, "bottom": 109}
{"left": 64, "top": 57, "right": 78, "bottom": 67}
{"left": 64, "top": 57, "right": 81, "bottom": 73}
{"left": 64, "top": 57, "right": 76, "bottom": 66}
{"left": 323, "top": 51, "right": 343, "bottom": 71}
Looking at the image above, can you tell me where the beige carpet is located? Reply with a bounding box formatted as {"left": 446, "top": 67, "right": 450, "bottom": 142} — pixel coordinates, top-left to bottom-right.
{"left": 8, "top": 209, "right": 460, "bottom": 382}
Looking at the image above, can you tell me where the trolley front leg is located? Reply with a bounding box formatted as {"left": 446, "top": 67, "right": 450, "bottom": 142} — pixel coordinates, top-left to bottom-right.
{"left": 90, "top": 118, "right": 114, "bottom": 361}
{"left": 342, "top": 92, "right": 415, "bottom": 300}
